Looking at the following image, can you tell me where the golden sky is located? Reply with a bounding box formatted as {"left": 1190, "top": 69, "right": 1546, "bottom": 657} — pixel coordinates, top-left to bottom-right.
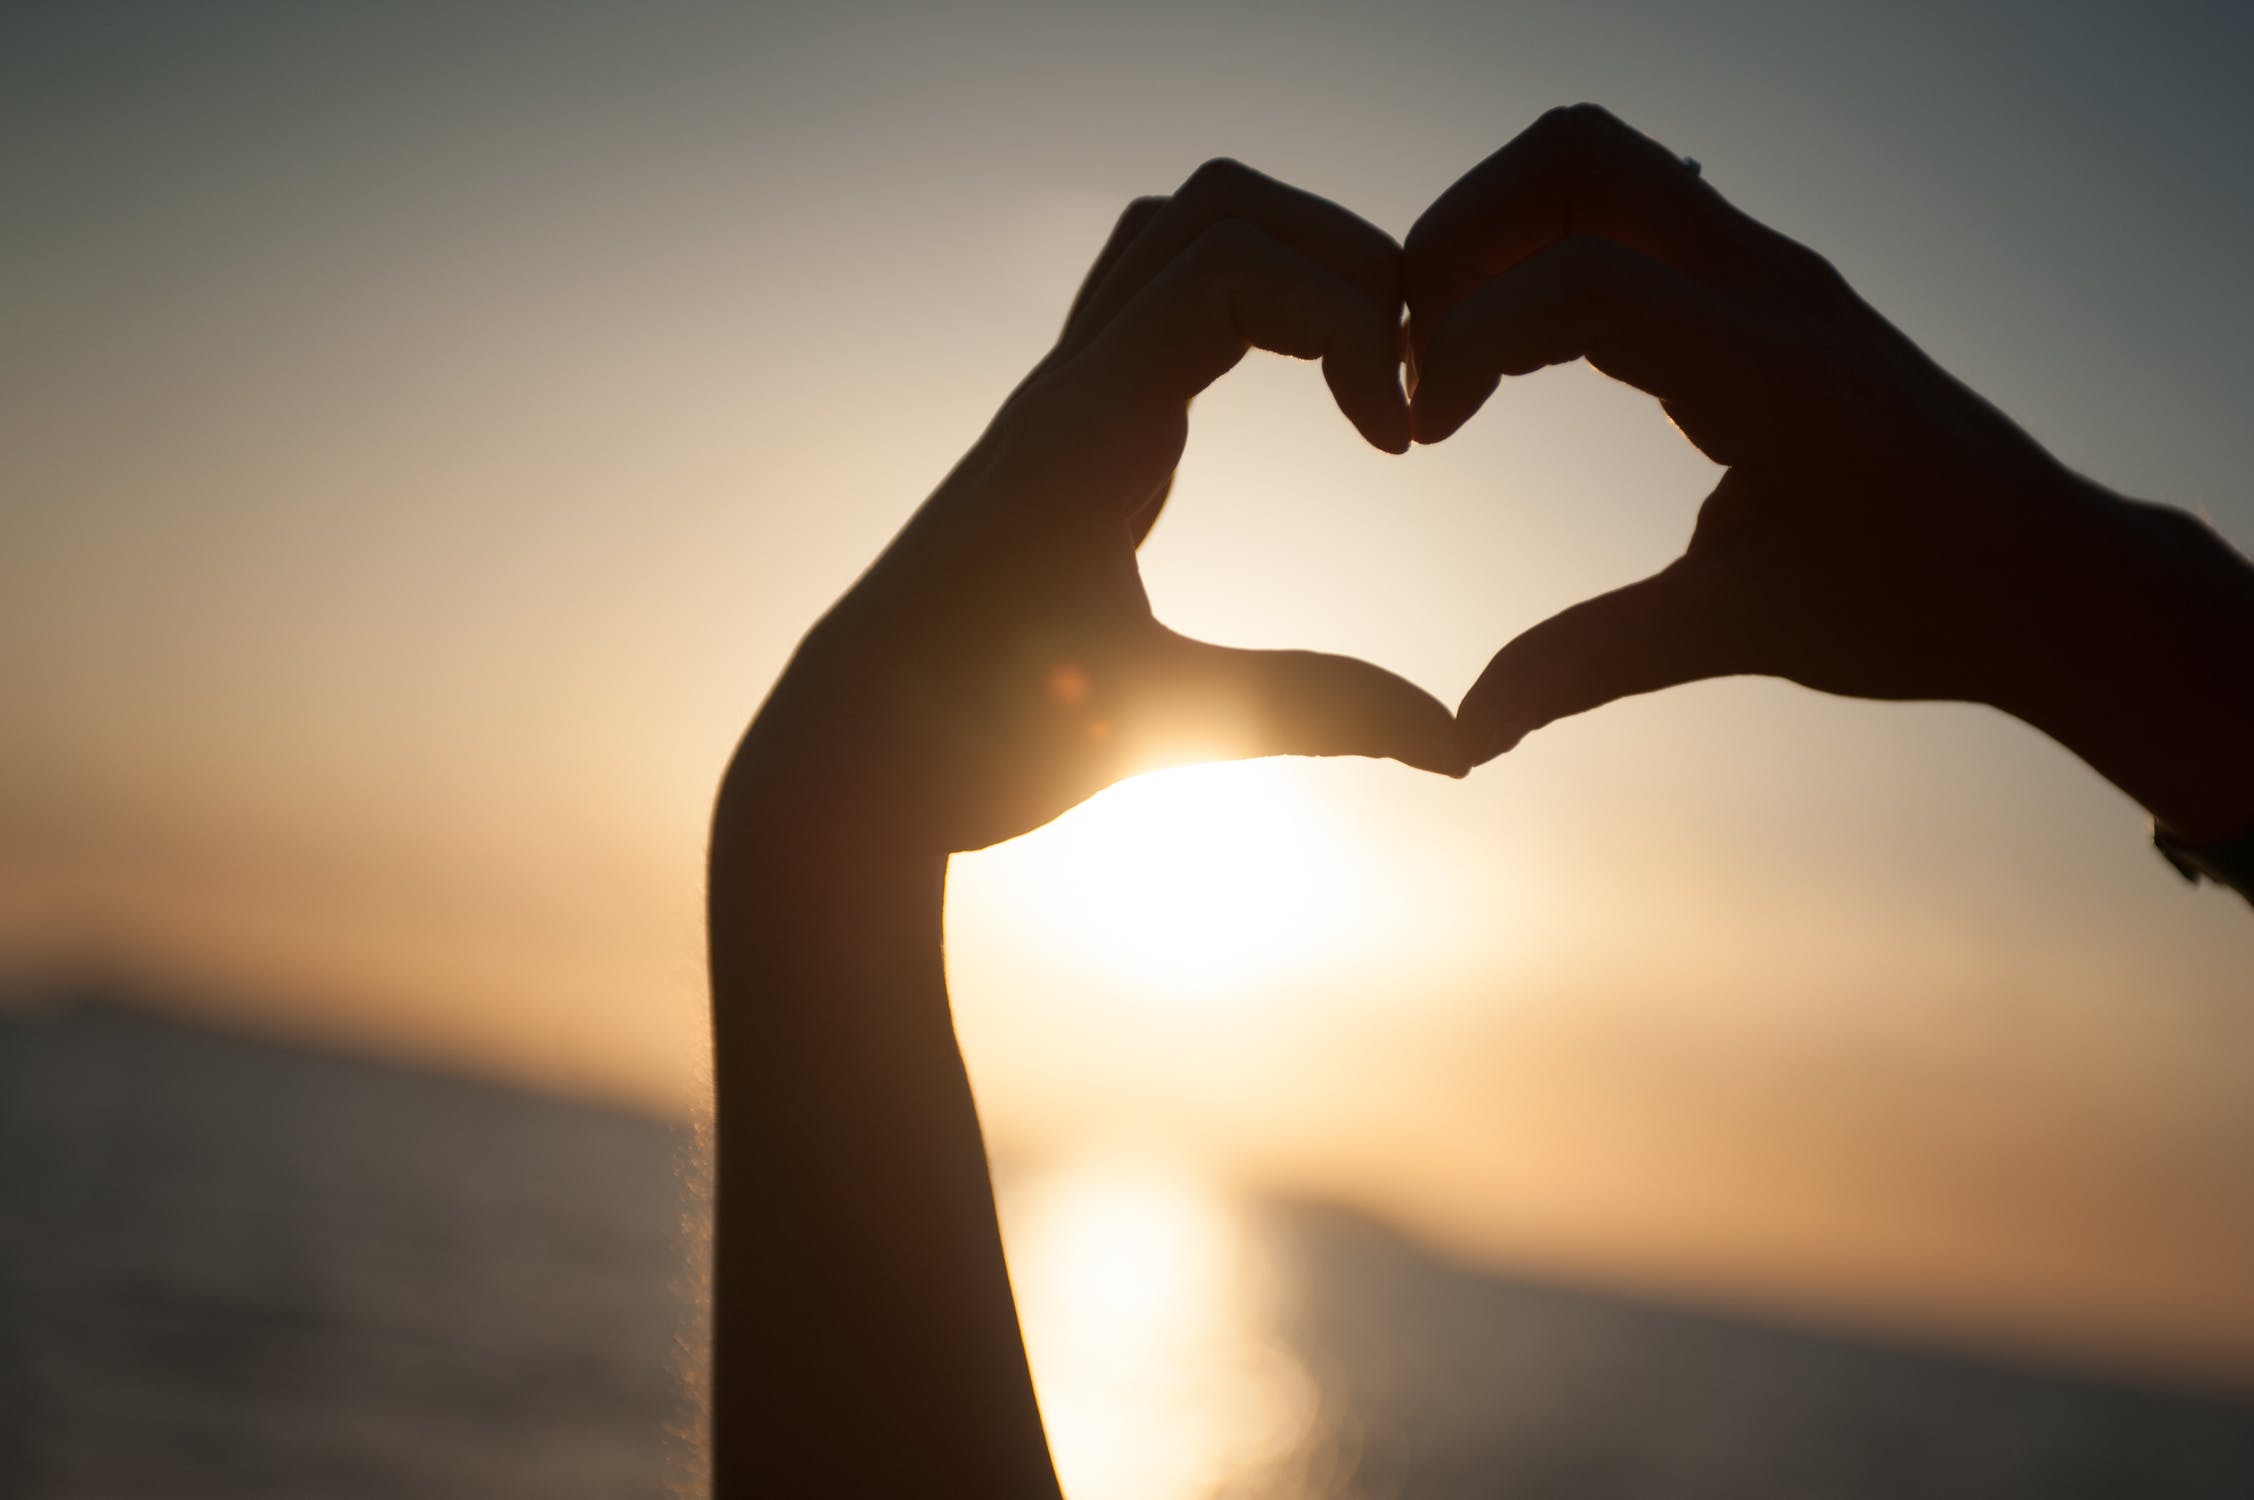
{"left": 6, "top": 0, "right": 2253, "bottom": 1391}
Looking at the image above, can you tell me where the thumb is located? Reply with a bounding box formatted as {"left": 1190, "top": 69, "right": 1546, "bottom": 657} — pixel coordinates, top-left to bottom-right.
{"left": 1132, "top": 630, "right": 1469, "bottom": 778}
{"left": 1458, "top": 552, "right": 1757, "bottom": 763}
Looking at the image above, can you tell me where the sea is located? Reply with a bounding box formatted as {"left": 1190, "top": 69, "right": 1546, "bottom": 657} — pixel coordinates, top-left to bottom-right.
{"left": 6, "top": 992, "right": 2252, "bottom": 1499}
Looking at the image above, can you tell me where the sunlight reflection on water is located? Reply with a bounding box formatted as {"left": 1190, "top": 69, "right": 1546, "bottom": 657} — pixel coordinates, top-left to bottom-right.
{"left": 998, "top": 1159, "right": 1331, "bottom": 1500}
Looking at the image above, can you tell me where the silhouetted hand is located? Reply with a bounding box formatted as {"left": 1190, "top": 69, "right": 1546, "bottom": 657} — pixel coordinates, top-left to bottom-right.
{"left": 734, "top": 161, "right": 1465, "bottom": 856}
{"left": 709, "top": 163, "right": 1477, "bottom": 1500}
{"left": 1407, "top": 104, "right": 2254, "bottom": 844}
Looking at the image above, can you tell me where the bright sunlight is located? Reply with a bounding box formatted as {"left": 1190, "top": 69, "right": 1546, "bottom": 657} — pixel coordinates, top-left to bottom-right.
{"left": 999, "top": 1158, "right": 1321, "bottom": 1500}
{"left": 985, "top": 761, "right": 1388, "bottom": 1001}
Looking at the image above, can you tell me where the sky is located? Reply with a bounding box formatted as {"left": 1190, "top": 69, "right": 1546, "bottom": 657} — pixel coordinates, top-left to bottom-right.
{"left": 6, "top": 0, "right": 2254, "bottom": 1391}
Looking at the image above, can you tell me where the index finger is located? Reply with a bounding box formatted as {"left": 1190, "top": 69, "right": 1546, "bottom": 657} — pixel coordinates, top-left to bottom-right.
{"left": 1087, "top": 218, "right": 1410, "bottom": 452}
{"left": 1059, "top": 158, "right": 1403, "bottom": 360}
{"left": 1403, "top": 104, "right": 1777, "bottom": 350}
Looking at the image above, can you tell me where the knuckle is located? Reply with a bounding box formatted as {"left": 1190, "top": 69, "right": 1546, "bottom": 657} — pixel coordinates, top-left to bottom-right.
{"left": 1180, "top": 155, "right": 1258, "bottom": 207}
{"left": 1531, "top": 101, "right": 1628, "bottom": 158}
{"left": 1773, "top": 235, "right": 1852, "bottom": 306}
{"left": 1120, "top": 193, "right": 1168, "bottom": 227}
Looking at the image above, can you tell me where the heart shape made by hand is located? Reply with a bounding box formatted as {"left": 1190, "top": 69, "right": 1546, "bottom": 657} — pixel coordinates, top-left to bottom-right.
{"left": 1346, "top": 103, "right": 2085, "bottom": 776}
{"left": 750, "top": 104, "right": 2149, "bottom": 860}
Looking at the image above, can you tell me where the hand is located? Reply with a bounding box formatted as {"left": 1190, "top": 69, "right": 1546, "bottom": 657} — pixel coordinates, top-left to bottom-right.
{"left": 1404, "top": 105, "right": 2254, "bottom": 843}
{"left": 730, "top": 160, "right": 1466, "bottom": 857}
{"left": 1406, "top": 103, "right": 2100, "bottom": 748}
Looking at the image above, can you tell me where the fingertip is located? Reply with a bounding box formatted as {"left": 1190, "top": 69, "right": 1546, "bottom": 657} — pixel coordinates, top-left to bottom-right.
{"left": 1345, "top": 379, "right": 1411, "bottom": 455}
{"left": 1408, "top": 350, "right": 1486, "bottom": 444}
{"left": 1408, "top": 684, "right": 1473, "bottom": 777}
{"left": 1352, "top": 680, "right": 1470, "bottom": 777}
{"left": 1407, "top": 724, "right": 1472, "bottom": 778}
{"left": 1454, "top": 689, "right": 1528, "bottom": 766}
{"left": 1449, "top": 716, "right": 1479, "bottom": 772}
{"left": 1410, "top": 396, "right": 1466, "bottom": 446}
{"left": 1325, "top": 323, "right": 1413, "bottom": 454}
{"left": 1473, "top": 725, "right": 1524, "bottom": 765}
{"left": 1342, "top": 402, "right": 1409, "bottom": 456}
{"left": 1336, "top": 667, "right": 1466, "bottom": 775}
{"left": 1376, "top": 396, "right": 1412, "bottom": 454}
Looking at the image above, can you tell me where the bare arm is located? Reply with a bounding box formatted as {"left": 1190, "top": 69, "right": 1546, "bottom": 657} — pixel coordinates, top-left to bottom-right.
{"left": 707, "top": 781, "right": 1052, "bottom": 1497}
{"left": 705, "top": 161, "right": 1463, "bottom": 1498}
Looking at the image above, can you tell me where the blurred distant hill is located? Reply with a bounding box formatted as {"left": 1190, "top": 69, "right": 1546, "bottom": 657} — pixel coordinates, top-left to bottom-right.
{"left": 4, "top": 989, "right": 2251, "bottom": 1499}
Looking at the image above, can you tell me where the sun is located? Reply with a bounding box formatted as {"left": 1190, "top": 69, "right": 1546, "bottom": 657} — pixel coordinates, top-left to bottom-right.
{"left": 989, "top": 759, "right": 1383, "bottom": 1001}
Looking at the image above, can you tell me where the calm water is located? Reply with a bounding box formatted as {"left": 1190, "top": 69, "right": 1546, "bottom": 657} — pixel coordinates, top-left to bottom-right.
{"left": 6, "top": 994, "right": 2252, "bottom": 1498}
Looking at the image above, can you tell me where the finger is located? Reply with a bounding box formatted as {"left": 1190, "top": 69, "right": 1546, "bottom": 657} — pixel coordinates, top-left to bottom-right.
{"left": 1411, "top": 233, "right": 1781, "bottom": 455}
{"left": 1011, "top": 198, "right": 1173, "bottom": 400}
{"left": 1133, "top": 630, "right": 1468, "bottom": 777}
{"left": 1403, "top": 103, "right": 1795, "bottom": 352}
{"left": 1060, "top": 196, "right": 1169, "bottom": 338}
{"left": 1083, "top": 218, "right": 1410, "bottom": 453}
{"left": 1456, "top": 550, "right": 1759, "bottom": 764}
{"left": 1058, "top": 158, "right": 1402, "bottom": 359}
{"left": 1083, "top": 206, "right": 1177, "bottom": 546}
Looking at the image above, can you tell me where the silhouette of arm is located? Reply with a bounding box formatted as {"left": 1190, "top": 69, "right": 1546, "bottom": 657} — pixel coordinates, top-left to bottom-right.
{"left": 704, "top": 163, "right": 1463, "bottom": 1498}
{"left": 1405, "top": 105, "right": 2254, "bottom": 863}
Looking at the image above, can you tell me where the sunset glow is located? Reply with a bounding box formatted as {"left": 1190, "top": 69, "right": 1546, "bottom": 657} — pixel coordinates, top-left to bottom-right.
{"left": 1000, "top": 1159, "right": 1319, "bottom": 1500}
{"left": 985, "top": 761, "right": 1388, "bottom": 1001}
{"left": 10, "top": 0, "right": 2254, "bottom": 1397}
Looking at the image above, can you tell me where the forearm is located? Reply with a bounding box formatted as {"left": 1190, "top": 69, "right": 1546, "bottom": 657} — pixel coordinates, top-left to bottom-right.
{"left": 705, "top": 731, "right": 1060, "bottom": 1499}
{"left": 1992, "top": 477, "right": 2254, "bottom": 846}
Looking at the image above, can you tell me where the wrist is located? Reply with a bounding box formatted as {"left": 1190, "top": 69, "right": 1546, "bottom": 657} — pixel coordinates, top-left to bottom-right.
{"left": 710, "top": 656, "right": 951, "bottom": 934}
{"left": 715, "top": 621, "right": 916, "bottom": 856}
{"left": 714, "top": 734, "right": 943, "bottom": 884}
{"left": 707, "top": 736, "right": 951, "bottom": 1031}
{"left": 1986, "top": 476, "right": 2254, "bottom": 842}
